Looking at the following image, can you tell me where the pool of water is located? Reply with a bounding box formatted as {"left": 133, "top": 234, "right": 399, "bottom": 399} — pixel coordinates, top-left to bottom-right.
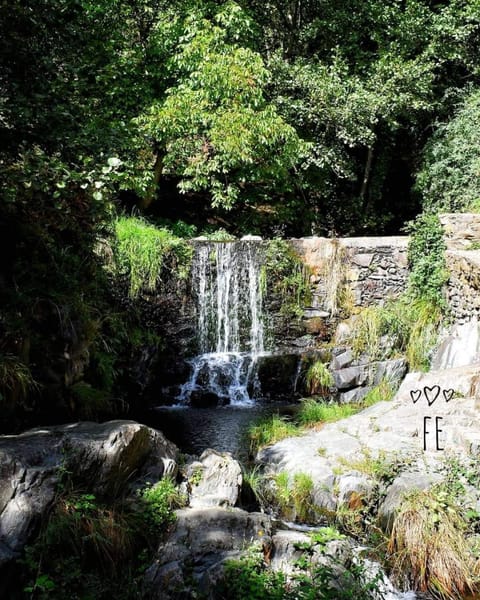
{"left": 146, "top": 403, "right": 297, "bottom": 458}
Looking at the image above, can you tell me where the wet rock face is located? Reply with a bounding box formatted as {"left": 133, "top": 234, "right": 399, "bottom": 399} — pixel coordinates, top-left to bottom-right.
{"left": 0, "top": 421, "right": 178, "bottom": 569}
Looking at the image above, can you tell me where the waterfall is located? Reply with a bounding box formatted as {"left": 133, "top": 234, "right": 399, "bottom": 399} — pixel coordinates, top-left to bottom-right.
{"left": 178, "top": 239, "right": 266, "bottom": 406}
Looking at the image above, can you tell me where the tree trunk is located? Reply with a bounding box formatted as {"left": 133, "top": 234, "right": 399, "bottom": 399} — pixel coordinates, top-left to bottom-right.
{"left": 360, "top": 145, "right": 374, "bottom": 206}
{"left": 139, "top": 150, "right": 164, "bottom": 211}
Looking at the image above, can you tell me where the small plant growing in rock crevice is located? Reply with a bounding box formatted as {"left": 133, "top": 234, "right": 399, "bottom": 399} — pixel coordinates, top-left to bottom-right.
{"left": 305, "top": 360, "right": 334, "bottom": 396}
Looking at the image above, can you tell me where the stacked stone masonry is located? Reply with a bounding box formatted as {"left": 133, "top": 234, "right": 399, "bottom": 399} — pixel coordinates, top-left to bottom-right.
{"left": 289, "top": 236, "right": 409, "bottom": 317}
{"left": 441, "top": 214, "right": 480, "bottom": 324}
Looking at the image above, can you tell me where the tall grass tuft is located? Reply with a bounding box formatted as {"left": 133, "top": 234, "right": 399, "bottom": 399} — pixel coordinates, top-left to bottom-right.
{"left": 388, "top": 488, "right": 478, "bottom": 598}
{"left": 298, "top": 398, "right": 357, "bottom": 427}
{"left": 248, "top": 415, "right": 298, "bottom": 454}
{"left": 0, "top": 353, "right": 37, "bottom": 406}
{"left": 305, "top": 360, "right": 334, "bottom": 396}
{"left": 113, "top": 216, "right": 192, "bottom": 297}
{"left": 348, "top": 297, "right": 442, "bottom": 371}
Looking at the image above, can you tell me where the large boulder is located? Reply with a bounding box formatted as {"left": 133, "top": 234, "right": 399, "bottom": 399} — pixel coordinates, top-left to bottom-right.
{"left": 144, "top": 507, "right": 272, "bottom": 599}
{"left": 0, "top": 421, "right": 177, "bottom": 567}
{"left": 185, "top": 449, "right": 242, "bottom": 508}
{"left": 257, "top": 364, "right": 480, "bottom": 517}
{"left": 431, "top": 319, "right": 480, "bottom": 370}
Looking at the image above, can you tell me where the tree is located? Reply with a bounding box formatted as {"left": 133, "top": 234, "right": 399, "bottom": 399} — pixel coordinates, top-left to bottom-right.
{"left": 134, "top": 2, "right": 307, "bottom": 210}
{"left": 416, "top": 86, "right": 480, "bottom": 213}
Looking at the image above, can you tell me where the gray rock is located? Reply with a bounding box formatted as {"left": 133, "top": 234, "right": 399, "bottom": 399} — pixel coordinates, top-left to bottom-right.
{"left": 431, "top": 319, "right": 480, "bottom": 370}
{"left": 0, "top": 421, "right": 177, "bottom": 566}
{"left": 186, "top": 449, "right": 242, "bottom": 508}
{"left": 145, "top": 507, "right": 272, "bottom": 598}
{"left": 331, "top": 349, "right": 354, "bottom": 370}
{"left": 373, "top": 359, "right": 408, "bottom": 387}
{"left": 338, "top": 386, "right": 372, "bottom": 404}
{"left": 333, "top": 365, "right": 369, "bottom": 390}
{"left": 336, "top": 472, "right": 376, "bottom": 508}
{"left": 270, "top": 530, "right": 312, "bottom": 574}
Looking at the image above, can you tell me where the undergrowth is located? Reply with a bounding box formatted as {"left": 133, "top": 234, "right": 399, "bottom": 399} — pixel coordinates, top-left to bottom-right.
{"left": 21, "top": 478, "right": 184, "bottom": 599}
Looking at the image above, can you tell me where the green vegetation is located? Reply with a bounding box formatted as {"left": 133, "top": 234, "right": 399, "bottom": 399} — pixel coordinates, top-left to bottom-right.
{"left": 362, "top": 378, "right": 396, "bottom": 407}
{"left": 22, "top": 477, "right": 185, "bottom": 599}
{"left": 305, "top": 361, "right": 334, "bottom": 396}
{"left": 113, "top": 216, "right": 193, "bottom": 297}
{"left": 298, "top": 398, "right": 356, "bottom": 427}
{"left": 249, "top": 395, "right": 387, "bottom": 455}
{"left": 248, "top": 415, "right": 299, "bottom": 454}
{"left": 388, "top": 488, "right": 478, "bottom": 599}
{"left": 348, "top": 297, "right": 442, "bottom": 370}
{"left": 417, "top": 87, "right": 480, "bottom": 215}
{"left": 0, "top": 354, "right": 37, "bottom": 408}
{"left": 216, "top": 539, "right": 383, "bottom": 599}
{"left": 406, "top": 213, "right": 449, "bottom": 310}
{"left": 262, "top": 239, "right": 311, "bottom": 322}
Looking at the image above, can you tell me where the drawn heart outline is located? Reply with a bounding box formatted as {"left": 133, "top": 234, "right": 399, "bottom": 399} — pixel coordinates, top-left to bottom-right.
{"left": 443, "top": 389, "right": 454, "bottom": 402}
{"left": 424, "top": 385, "right": 441, "bottom": 406}
{"left": 410, "top": 389, "right": 421, "bottom": 404}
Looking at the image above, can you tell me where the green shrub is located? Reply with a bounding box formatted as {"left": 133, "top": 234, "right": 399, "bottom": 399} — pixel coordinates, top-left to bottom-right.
{"left": 215, "top": 544, "right": 286, "bottom": 600}
{"left": 262, "top": 239, "right": 311, "bottom": 320}
{"left": 113, "top": 216, "right": 193, "bottom": 297}
{"left": 348, "top": 296, "right": 442, "bottom": 370}
{"left": 139, "top": 478, "right": 186, "bottom": 532}
{"left": 405, "top": 213, "right": 448, "bottom": 310}
{"left": 216, "top": 541, "right": 384, "bottom": 600}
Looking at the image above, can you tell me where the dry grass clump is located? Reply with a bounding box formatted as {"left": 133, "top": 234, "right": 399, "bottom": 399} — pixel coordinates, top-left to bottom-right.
{"left": 387, "top": 488, "right": 478, "bottom": 599}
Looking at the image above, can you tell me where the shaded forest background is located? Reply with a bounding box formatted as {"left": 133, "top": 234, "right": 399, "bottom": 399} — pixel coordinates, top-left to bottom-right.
{"left": 1, "top": 0, "right": 480, "bottom": 429}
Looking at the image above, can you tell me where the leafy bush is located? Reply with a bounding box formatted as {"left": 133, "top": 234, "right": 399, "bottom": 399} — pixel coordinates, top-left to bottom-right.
{"left": 113, "top": 216, "right": 193, "bottom": 297}
{"left": 139, "top": 478, "right": 186, "bottom": 532}
{"left": 416, "top": 87, "right": 480, "bottom": 214}
{"left": 405, "top": 213, "right": 448, "bottom": 310}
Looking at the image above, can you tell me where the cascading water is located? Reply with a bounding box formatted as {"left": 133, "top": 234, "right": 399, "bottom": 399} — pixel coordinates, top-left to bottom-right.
{"left": 178, "top": 239, "right": 266, "bottom": 406}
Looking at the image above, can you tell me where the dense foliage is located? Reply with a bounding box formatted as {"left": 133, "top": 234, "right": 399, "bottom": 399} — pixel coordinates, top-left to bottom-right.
{"left": 1, "top": 0, "right": 480, "bottom": 425}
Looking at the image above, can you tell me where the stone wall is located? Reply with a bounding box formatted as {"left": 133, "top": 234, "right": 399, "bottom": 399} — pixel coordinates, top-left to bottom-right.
{"left": 446, "top": 251, "right": 480, "bottom": 323}
{"left": 290, "top": 236, "right": 409, "bottom": 319}
{"left": 440, "top": 214, "right": 480, "bottom": 324}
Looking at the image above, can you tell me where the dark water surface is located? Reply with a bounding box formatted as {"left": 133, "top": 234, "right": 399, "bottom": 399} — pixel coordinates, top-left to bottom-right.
{"left": 145, "top": 404, "right": 297, "bottom": 458}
